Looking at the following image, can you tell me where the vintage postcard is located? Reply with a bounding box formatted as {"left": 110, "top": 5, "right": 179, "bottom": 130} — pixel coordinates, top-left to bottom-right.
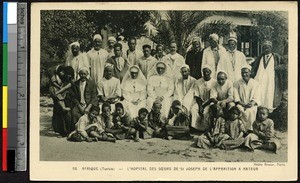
{"left": 30, "top": 1, "right": 298, "bottom": 181}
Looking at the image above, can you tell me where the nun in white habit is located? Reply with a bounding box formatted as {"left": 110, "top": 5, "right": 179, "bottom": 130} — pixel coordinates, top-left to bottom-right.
{"left": 121, "top": 65, "right": 147, "bottom": 118}
{"left": 147, "top": 61, "right": 175, "bottom": 118}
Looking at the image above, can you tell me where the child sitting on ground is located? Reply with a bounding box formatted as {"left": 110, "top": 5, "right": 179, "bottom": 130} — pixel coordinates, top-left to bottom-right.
{"left": 106, "top": 102, "right": 132, "bottom": 140}
{"left": 67, "top": 105, "right": 116, "bottom": 143}
{"left": 244, "top": 106, "right": 281, "bottom": 153}
{"left": 217, "top": 106, "right": 246, "bottom": 150}
{"left": 197, "top": 104, "right": 225, "bottom": 149}
{"left": 129, "top": 108, "right": 152, "bottom": 142}
{"left": 50, "top": 65, "right": 73, "bottom": 111}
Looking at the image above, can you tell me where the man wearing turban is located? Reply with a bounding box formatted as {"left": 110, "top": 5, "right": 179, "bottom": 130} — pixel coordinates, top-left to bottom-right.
{"left": 251, "top": 40, "right": 284, "bottom": 109}
{"left": 185, "top": 36, "right": 204, "bottom": 79}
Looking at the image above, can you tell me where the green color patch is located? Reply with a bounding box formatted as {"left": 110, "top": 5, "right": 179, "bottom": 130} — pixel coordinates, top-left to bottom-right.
{"left": 3, "top": 44, "right": 8, "bottom": 86}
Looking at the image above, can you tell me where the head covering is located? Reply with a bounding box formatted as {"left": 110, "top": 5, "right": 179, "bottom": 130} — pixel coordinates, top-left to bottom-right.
{"left": 217, "top": 70, "right": 228, "bottom": 77}
{"left": 262, "top": 40, "right": 272, "bottom": 47}
{"left": 147, "top": 61, "right": 174, "bottom": 80}
{"left": 115, "top": 102, "right": 124, "bottom": 110}
{"left": 69, "top": 41, "right": 80, "bottom": 48}
{"left": 121, "top": 65, "right": 147, "bottom": 92}
{"left": 108, "top": 36, "right": 116, "bottom": 43}
{"left": 104, "top": 63, "right": 114, "bottom": 69}
{"left": 228, "top": 36, "right": 237, "bottom": 43}
{"left": 130, "top": 66, "right": 139, "bottom": 73}
{"left": 209, "top": 33, "right": 219, "bottom": 42}
{"left": 180, "top": 64, "right": 190, "bottom": 71}
{"left": 93, "top": 34, "right": 102, "bottom": 41}
{"left": 152, "top": 99, "right": 162, "bottom": 107}
{"left": 192, "top": 36, "right": 201, "bottom": 43}
{"left": 78, "top": 67, "right": 90, "bottom": 74}
{"left": 118, "top": 36, "right": 124, "bottom": 41}
{"left": 241, "top": 64, "right": 252, "bottom": 71}
{"left": 171, "top": 100, "right": 181, "bottom": 108}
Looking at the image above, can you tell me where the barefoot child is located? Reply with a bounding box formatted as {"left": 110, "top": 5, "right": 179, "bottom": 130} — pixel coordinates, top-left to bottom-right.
{"left": 244, "top": 106, "right": 281, "bottom": 153}
{"left": 197, "top": 104, "right": 225, "bottom": 148}
{"left": 129, "top": 108, "right": 153, "bottom": 142}
{"left": 217, "top": 106, "right": 246, "bottom": 150}
{"left": 67, "top": 105, "right": 116, "bottom": 142}
{"left": 50, "top": 65, "right": 73, "bottom": 111}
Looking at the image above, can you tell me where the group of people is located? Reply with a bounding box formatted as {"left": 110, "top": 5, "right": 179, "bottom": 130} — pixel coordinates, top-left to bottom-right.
{"left": 48, "top": 32, "right": 285, "bottom": 153}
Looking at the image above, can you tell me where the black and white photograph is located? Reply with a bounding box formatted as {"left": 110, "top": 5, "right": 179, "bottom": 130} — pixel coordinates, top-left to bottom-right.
{"left": 30, "top": 2, "right": 297, "bottom": 181}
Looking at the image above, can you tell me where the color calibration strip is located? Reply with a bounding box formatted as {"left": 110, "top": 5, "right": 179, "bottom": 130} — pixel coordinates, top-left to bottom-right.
{"left": 2, "top": 2, "right": 8, "bottom": 171}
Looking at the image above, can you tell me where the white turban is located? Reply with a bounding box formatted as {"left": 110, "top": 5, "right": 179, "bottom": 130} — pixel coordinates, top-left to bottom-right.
{"left": 241, "top": 64, "right": 252, "bottom": 71}
{"left": 108, "top": 36, "right": 116, "bottom": 42}
{"left": 262, "top": 40, "right": 272, "bottom": 47}
{"left": 191, "top": 36, "right": 201, "bottom": 43}
{"left": 78, "top": 67, "right": 89, "bottom": 74}
{"left": 209, "top": 33, "right": 219, "bottom": 42}
{"left": 181, "top": 64, "right": 190, "bottom": 71}
{"left": 69, "top": 41, "right": 80, "bottom": 48}
{"left": 228, "top": 36, "right": 237, "bottom": 43}
{"left": 217, "top": 70, "right": 228, "bottom": 77}
{"left": 104, "top": 62, "right": 114, "bottom": 69}
{"left": 93, "top": 34, "right": 102, "bottom": 41}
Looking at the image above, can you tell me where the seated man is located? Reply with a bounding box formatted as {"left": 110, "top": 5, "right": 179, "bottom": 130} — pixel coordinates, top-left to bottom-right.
{"left": 71, "top": 67, "right": 98, "bottom": 131}
{"left": 210, "top": 70, "right": 235, "bottom": 117}
{"left": 97, "top": 64, "right": 122, "bottom": 111}
{"left": 234, "top": 65, "right": 260, "bottom": 131}
{"left": 165, "top": 100, "right": 192, "bottom": 140}
{"left": 174, "top": 64, "right": 196, "bottom": 112}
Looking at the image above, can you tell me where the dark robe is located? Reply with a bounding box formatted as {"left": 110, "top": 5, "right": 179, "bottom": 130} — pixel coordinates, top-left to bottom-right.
{"left": 106, "top": 56, "right": 130, "bottom": 82}
{"left": 70, "top": 79, "right": 98, "bottom": 131}
{"left": 185, "top": 49, "right": 203, "bottom": 79}
{"left": 251, "top": 52, "right": 284, "bottom": 107}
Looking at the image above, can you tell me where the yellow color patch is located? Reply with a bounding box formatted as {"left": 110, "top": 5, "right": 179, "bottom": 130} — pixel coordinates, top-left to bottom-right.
{"left": 2, "top": 87, "right": 8, "bottom": 128}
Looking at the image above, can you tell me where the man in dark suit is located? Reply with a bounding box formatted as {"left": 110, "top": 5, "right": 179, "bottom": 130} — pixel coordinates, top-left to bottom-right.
{"left": 70, "top": 67, "right": 98, "bottom": 131}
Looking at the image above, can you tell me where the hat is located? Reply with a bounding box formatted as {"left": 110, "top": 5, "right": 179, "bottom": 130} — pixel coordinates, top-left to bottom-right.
{"left": 181, "top": 64, "right": 190, "bottom": 71}
{"left": 217, "top": 70, "right": 228, "bottom": 77}
{"left": 228, "top": 36, "right": 237, "bottom": 43}
{"left": 108, "top": 36, "right": 116, "bottom": 43}
{"left": 262, "top": 40, "right": 272, "bottom": 47}
{"left": 93, "top": 34, "right": 102, "bottom": 41}
{"left": 156, "top": 62, "right": 166, "bottom": 68}
{"left": 69, "top": 41, "right": 80, "bottom": 48}
{"left": 209, "top": 33, "right": 219, "bottom": 42}
{"left": 171, "top": 100, "right": 182, "bottom": 108}
{"left": 241, "top": 64, "right": 252, "bottom": 71}
{"left": 78, "top": 67, "right": 89, "bottom": 74}
{"left": 192, "top": 36, "right": 201, "bottom": 43}
{"left": 130, "top": 66, "right": 139, "bottom": 73}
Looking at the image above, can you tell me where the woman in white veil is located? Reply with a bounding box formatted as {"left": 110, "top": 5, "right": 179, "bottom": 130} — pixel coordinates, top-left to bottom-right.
{"left": 147, "top": 61, "right": 175, "bottom": 118}
{"left": 121, "top": 65, "right": 147, "bottom": 117}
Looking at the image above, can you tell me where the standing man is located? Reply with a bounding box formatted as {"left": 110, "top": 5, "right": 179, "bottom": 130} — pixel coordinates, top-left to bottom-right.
{"left": 201, "top": 33, "right": 229, "bottom": 79}
{"left": 155, "top": 44, "right": 165, "bottom": 62}
{"left": 124, "top": 37, "right": 143, "bottom": 66}
{"left": 87, "top": 34, "right": 109, "bottom": 85}
{"left": 137, "top": 44, "right": 158, "bottom": 78}
{"left": 106, "top": 36, "right": 117, "bottom": 58}
{"left": 173, "top": 65, "right": 196, "bottom": 112}
{"left": 251, "top": 40, "right": 283, "bottom": 109}
{"left": 65, "top": 41, "right": 90, "bottom": 80}
{"left": 218, "top": 36, "right": 248, "bottom": 83}
{"left": 106, "top": 43, "right": 130, "bottom": 82}
{"left": 163, "top": 42, "right": 185, "bottom": 79}
{"left": 185, "top": 37, "right": 203, "bottom": 79}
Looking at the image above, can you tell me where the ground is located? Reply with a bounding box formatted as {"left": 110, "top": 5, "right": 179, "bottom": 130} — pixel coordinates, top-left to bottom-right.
{"left": 40, "top": 96, "right": 287, "bottom": 162}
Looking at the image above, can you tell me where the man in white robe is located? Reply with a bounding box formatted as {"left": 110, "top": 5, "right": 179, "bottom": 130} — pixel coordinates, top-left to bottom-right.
{"left": 162, "top": 42, "right": 185, "bottom": 79}
{"left": 121, "top": 65, "right": 147, "bottom": 117}
{"left": 124, "top": 38, "right": 143, "bottom": 66}
{"left": 201, "top": 33, "right": 229, "bottom": 79}
{"left": 97, "top": 64, "right": 122, "bottom": 111}
{"left": 87, "top": 34, "right": 109, "bottom": 85}
{"left": 191, "top": 65, "right": 217, "bottom": 131}
{"left": 218, "top": 36, "right": 248, "bottom": 83}
{"left": 137, "top": 44, "right": 158, "bottom": 78}
{"left": 65, "top": 41, "right": 90, "bottom": 80}
{"left": 234, "top": 65, "right": 260, "bottom": 131}
{"left": 147, "top": 62, "right": 174, "bottom": 118}
{"left": 174, "top": 65, "right": 196, "bottom": 112}
{"left": 210, "top": 71, "right": 235, "bottom": 110}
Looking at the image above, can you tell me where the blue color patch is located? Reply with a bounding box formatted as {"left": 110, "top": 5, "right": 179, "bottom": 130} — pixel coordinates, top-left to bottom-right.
{"left": 3, "top": 2, "right": 8, "bottom": 43}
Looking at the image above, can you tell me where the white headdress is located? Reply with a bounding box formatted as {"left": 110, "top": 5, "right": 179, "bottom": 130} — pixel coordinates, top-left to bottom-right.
{"left": 108, "top": 36, "right": 116, "bottom": 43}
{"left": 121, "top": 65, "right": 147, "bottom": 92}
{"left": 147, "top": 61, "right": 175, "bottom": 80}
{"left": 93, "top": 34, "right": 102, "bottom": 41}
{"left": 209, "top": 33, "right": 219, "bottom": 42}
